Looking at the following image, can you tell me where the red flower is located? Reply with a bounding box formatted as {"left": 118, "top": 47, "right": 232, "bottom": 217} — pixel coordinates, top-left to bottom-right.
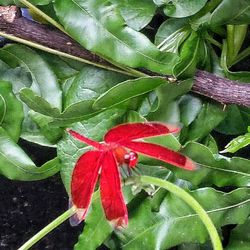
{"left": 68, "top": 122, "right": 195, "bottom": 227}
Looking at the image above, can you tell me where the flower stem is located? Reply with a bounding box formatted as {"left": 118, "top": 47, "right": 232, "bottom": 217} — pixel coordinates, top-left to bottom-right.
{"left": 138, "top": 176, "right": 223, "bottom": 250}
{"left": 18, "top": 207, "right": 77, "bottom": 250}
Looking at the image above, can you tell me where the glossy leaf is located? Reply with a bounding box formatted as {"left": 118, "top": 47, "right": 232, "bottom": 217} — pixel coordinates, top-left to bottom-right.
{"left": 155, "top": 18, "right": 190, "bottom": 53}
{"left": 19, "top": 88, "right": 96, "bottom": 125}
{"left": 0, "top": 44, "right": 62, "bottom": 110}
{"left": 141, "top": 141, "right": 250, "bottom": 187}
{"left": 179, "top": 94, "right": 202, "bottom": 127}
{"left": 216, "top": 105, "right": 250, "bottom": 135}
{"left": 93, "top": 77, "right": 166, "bottom": 110}
{"left": 24, "top": 66, "right": 128, "bottom": 125}
{"left": 226, "top": 217, "right": 250, "bottom": 250}
{"left": 28, "top": 0, "right": 52, "bottom": 5}
{"left": 0, "top": 127, "right": 60, "bottom": 180}
{"left": 0, "top": 81, "right": 23, "bottom": 142}
{"left": 29, "top": 111, "right": 63, "bottom": 144}
{"left": 0, "top": 65, "right": 33, "bottom": 94}
{"left": 221, "top": 126, "right": 250, "bottom": 153}
{"left": 210, "top": 0, "right": 250, "bottom": 25}
{"left": 148, "top": 79, "right": 193, "bottom": 123}
{"left": 110, "top": 0, "right": 156, "bottom": 31}
{"left": 0, "top": 0, "right": 18, "bottom": 5}
{"left": 40, "top": 53, "right": 78, "bottom": 80}
{"left": 158, "top": 0, "right": 208, "bottom": 18}
{"left": 116, "top": 187, "right": 250, "bottom": 249}
{"left": 65, "top": 65, "right": 129, "bottom": 108}
{"left": 180, "top": 102, "right": 226, "bottom": 143}
{"left": 202, "top": 134, "right": 219, "bottom": 154}
{"left": 54, "top": 0, "right": 178, "bottom": 74}
{"left": 0, "top": 63, "right": 48, "bottom": 145}
{"left": 173, "top": 31, "right": 202, "bottom": 77}
{"left": 177, "top": 142, "right": 250, "bottom": 187}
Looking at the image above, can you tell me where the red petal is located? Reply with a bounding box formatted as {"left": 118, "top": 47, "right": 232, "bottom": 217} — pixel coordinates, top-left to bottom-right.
{"left": 71, "top": 150, "right": 103, "bottom": 224}
{"left": 100, "top": 151, "right": 128, "bottom": 227}
{"left": 122, "top": 141, "right": 195, "bottom": 170}
{"left": 67, "top": 129, "right": 102, "bottom": 149}
{"left": 104, "top": 122, "right": 180, "bottom": 144}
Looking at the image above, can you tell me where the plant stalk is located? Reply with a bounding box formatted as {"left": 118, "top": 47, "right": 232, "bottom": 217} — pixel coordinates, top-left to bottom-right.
{"left": 18, "top": 207, "right": 77, "bottom": 250}
{"left": 133, "top": 176, "right": 223, "bottom": 250}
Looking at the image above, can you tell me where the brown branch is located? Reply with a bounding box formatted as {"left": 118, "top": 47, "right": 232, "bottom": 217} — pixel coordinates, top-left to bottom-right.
{"left": 0, "top": 6, "right": 112, "bottom": 66}
{"left": 0, "top": 6, "right": 249, "bottom": 107}
{"left": 193, "top": 70, "right": 250, "bottom": 106}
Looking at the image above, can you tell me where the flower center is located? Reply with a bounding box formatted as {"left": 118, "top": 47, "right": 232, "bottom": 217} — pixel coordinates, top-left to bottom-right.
{"left": 124, "top": 151, "right": 138, "bottom": 168}
{"left": 113, "top": 147, "right": 138, "bottom": 168}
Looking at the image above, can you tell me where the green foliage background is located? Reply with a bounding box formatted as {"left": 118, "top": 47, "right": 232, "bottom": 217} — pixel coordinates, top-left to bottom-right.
{"left": 0, "top": 0, "right": 249, "bottom": 249}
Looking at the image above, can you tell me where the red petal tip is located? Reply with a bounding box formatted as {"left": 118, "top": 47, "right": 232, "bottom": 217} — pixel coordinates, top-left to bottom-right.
{"left": 165, "top": 124, "right": 181, "bottom": 134}
{"left": 110, "top": 215, "right": 128, "bottom": 228}
{"left": 183, "top": 158, "right": 196, "bottom": 171}
{"left": 69, "top": 208, "right": 87, "bottom": 226}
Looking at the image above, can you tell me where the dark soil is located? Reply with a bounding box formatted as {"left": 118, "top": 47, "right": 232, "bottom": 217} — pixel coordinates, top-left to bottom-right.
{"left": 0, "top": 174, "right": 83, "bottom": 250}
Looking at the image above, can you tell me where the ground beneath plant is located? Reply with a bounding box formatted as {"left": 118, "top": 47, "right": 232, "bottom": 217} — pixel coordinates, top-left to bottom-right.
{"left": 0, "top": 174, "right": 84, "bottom": 250}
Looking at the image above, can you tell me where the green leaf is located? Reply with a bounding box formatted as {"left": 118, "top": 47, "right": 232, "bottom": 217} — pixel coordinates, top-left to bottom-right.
{"left": 0, "top": 81, "right": 24, "bottom": 142}
{"left": 147, "top": 79, "right": 193, "bottom": 123}
{"left": 19, "top": 88, "right": 96, "bottom": 126}
{"left": 216, "top": 105, "right": 250, "bottom": 135}
{"left": 28, "top": 0, "right": 52, "bottom": 5}
{"left": 65, "top": 65, "right": 129, "bottom": 107}
{"left": 141, "top": 141, "right": 250, "bottom": 187}
{"left": 157, "top": 0, "right": 208, "bottom": 18}
{"left": 20, "top": 88, "right": 61, "bottom": 117}
{"left": 155, "top": 18, "right": 190, "bottom": 53}
{"left": 115, "top": 187, "right": 250, "bottom": 249}
{"left": 0, "top": 66, "right": 33, "bottom": 93}
{"left": 221, "top": 127, "right": 250, "bottom": 153}
{"left": 180, "top": 102, "right": 227, "bottom": 143}
{"left": 137, "top": 91, "right": 159, "bottom": 117}
{"left": 179, "top": 94, "right": 203, "bottom": 127}
{"left": 20, "top": 65, "right": 131, "bottom": 125}
{"left": 202, "top": 134, "right": 219, "bottom": 154}
{"left": 0, "top": 44, "right": 62, "bottom": 110}
{"left": 53, "top": 0, "right": 179, "bottom": 74}
{"left": 0, "top": 127, "right": 60, "bottom": 180}
{"left": 177, "top": 142, "right": 250, "bottom": 187}
{"left": 210, "top": 0, "right": 250, "bottom": 25}
{"left": 40, "top": 53, "right": 78, "bottom": 80}
{"left": 93, "top": 77, "right": 166, "bottom": 110}
{"left": 0, "top": 0, "right": 18, "bottom": 5}
{"left": 29, "top": 111, "right": 63, "bottom": 143}
{"left": 173, "top": 31, "right": 202, "bottom": 77}
{"left": 57, "top": 108, "right": 125, "bottom": 193}
{"left": 0, "top": 62, "right": 49, "bottom": 145}
{"left": 226, "top": 217, "right": 250, "bottom": 250}
{"left": 110, "top": 0, "right": 156, "bottom": 31}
